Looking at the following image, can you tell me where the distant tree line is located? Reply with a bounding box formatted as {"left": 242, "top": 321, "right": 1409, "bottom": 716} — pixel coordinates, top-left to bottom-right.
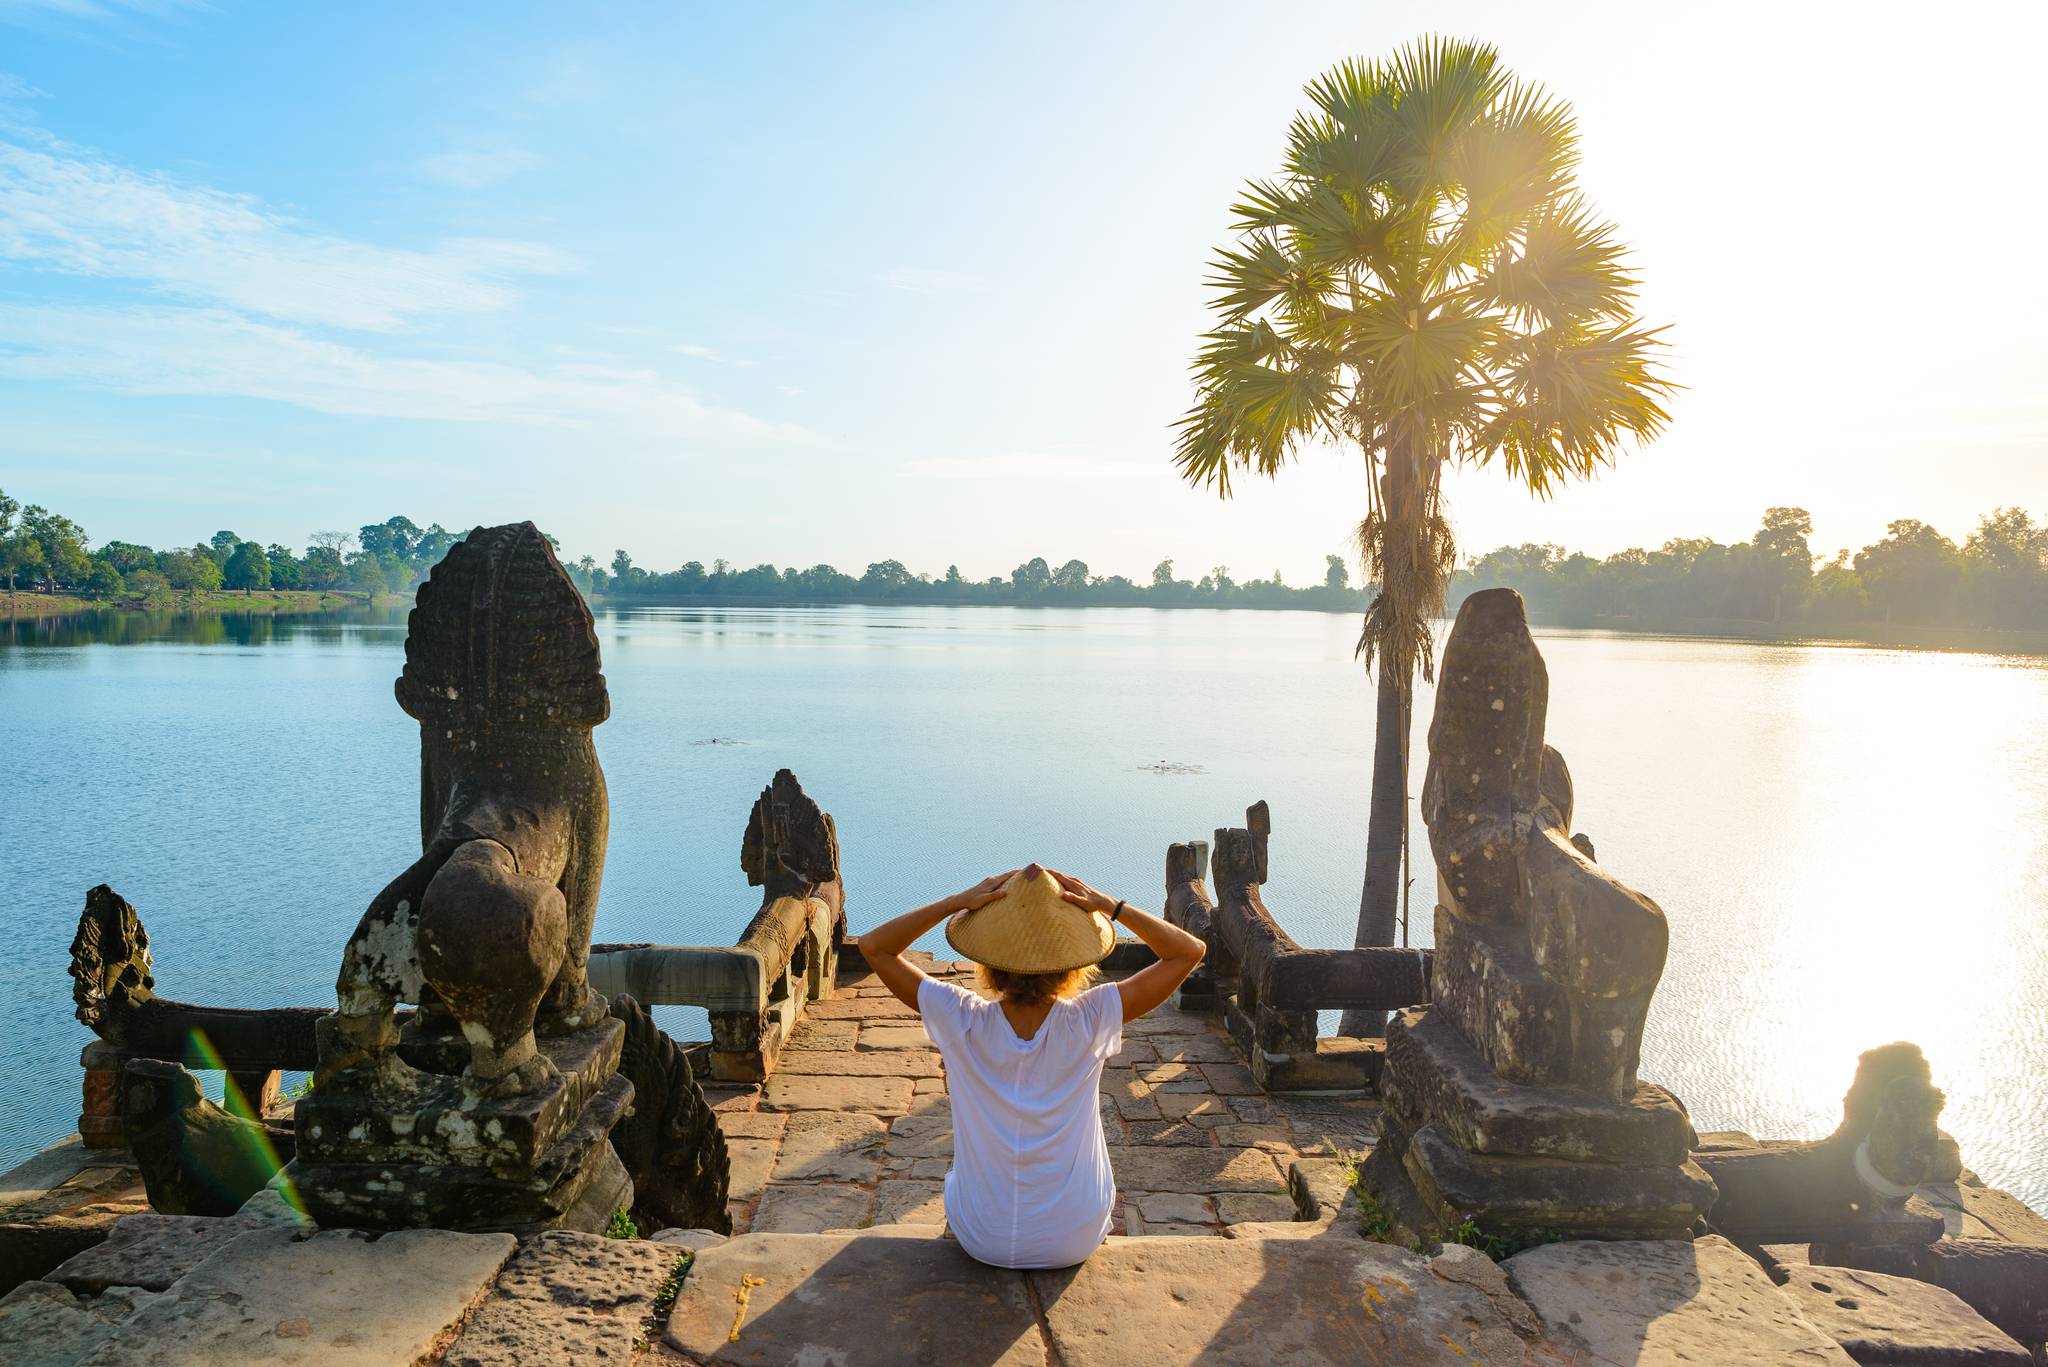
{"left": 585, "top": 550, "right": 1366, "bottom": 609}
{"left": 9, "top": 488, "right": 2045, "bottom": 633}
{"left": 1450, "top": 506, "right": 2048, "bottom": 631}
{"left": 0, "top": 493, "right": 467, "bottom": 604}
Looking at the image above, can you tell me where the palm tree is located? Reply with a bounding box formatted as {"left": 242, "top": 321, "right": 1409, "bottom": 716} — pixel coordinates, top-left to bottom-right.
{"left": 1174, "top": 37, "right": 1674, "bottom": 1032}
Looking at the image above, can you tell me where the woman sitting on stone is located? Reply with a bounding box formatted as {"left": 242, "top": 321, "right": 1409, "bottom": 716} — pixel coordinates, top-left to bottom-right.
{"left": 858, "top": 864, "right": 1206, "bottom": 1269}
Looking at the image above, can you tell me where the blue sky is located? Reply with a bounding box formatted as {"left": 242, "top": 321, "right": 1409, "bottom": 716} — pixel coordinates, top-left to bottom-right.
{"left": 2, "top": 0, "right": 2043, "bottom": 581}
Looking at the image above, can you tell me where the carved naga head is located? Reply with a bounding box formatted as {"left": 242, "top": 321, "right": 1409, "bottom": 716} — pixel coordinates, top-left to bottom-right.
{"left": 394, "top": 521, "right": 608, "bottom": 742}
{"left": 70, "top": 884, "right": 156, "bottom": 1038}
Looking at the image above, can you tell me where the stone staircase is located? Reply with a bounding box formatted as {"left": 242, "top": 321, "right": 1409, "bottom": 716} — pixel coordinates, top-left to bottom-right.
{"left": 22, "top": 1192, "right": 2027, "bottom": 1366}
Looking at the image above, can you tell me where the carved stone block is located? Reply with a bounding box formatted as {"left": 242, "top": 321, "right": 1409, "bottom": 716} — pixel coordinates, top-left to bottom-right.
{"left": 295, "top": 1017, "right": 623, "bottom": 1172}
{"left": 1379, "top": 1007, "right": 1693, "bottom": 1168}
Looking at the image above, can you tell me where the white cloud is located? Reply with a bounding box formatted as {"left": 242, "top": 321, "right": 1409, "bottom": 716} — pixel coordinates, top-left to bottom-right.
{"left": 0, "top": 302, "right": 810, "bottom": 440}
{"left": 0, "top": 73, "right": 47, "bottom": 101}
{"left": 0, "top": 0, "right": 209, "bottom": 29}
{"left": 882, "top": 267, "right": 984, "bottom": 296}
{"left": 418, "top": 142, "right": 541, "bottom": 190}
{"left": 898, "top": 452, "right": 1161, "bottom": 481}
{"left": 0, "top": 137, "right": 576, "bottom": 331}
{"left": 672, "top": 342, "right": 723, "bottom": 361}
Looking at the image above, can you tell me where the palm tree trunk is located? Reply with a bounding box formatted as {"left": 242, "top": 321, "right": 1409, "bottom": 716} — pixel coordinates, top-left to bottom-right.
{"left": 1339, "top": 660, "right": 1407, "bottom": 1036}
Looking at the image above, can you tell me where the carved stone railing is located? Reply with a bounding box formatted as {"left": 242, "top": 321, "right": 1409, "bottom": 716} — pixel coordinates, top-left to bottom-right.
{"left": 1164, "top": 801, "right": 1432, "bottom": 1091}
{"left": 591, "top": 768, "right": 844, "bottom": 1083}
{"left": 68, "top": 885, "right": 330, "bottom": 1146}
{"left": 70, "top": 769, "right": 845, "bottom": 1145}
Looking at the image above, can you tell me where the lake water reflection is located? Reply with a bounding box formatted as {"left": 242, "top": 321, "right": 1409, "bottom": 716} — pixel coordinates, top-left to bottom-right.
{"left": 4, "top": 603, "right": 2045, "bottom": 1206}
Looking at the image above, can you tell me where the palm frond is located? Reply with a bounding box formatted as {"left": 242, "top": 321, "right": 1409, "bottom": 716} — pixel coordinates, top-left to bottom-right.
{"left": 1482, "top": 197, "right": 1638, "bottom": 327}
{"left": 1471, "top": 322, "right": 1677, "bottom": 493}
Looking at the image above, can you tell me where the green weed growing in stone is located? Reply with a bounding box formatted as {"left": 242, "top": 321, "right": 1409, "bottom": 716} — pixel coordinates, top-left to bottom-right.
{"left": 1443, "top": 1218, "right": 1511, "bottom": 1260}
{"left": 1336, "top": 1142, "right": 1396, "bottom": 1241}
{"left": 604, "top": 1207, "right": 640, "bottom": 1240}
{"left": 653, "top": 1253, "right": 690, "bottom": 1316}
{"left": 635, "top": 1252, "right": 693, "bottom": 1351}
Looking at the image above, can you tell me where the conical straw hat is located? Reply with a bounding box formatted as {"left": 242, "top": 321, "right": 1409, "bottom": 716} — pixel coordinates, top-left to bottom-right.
{"left": 945, "top": 867, "right": 1114, "bottom": 974}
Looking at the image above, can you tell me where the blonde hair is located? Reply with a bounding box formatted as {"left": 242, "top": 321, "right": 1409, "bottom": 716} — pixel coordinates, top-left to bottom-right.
{"left": 975, "top": 962, "right": 1100, "bottom": 1007}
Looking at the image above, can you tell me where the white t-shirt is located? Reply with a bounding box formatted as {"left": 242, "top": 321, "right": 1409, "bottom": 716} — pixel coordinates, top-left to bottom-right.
{"left": 917, "top": 977, "right": 1123, "bottom": 1269}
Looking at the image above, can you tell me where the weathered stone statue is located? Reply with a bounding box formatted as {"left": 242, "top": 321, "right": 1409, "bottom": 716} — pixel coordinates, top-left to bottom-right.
{"left": 290, "top": 523, "right": 634, "bottom": 1233}
{"left": 1363, "top": 588, "right": 1716, "bottom": 1244}
{"left": 329, "top": 520, "right": 612, "bottom": 1096}
{"left": 1696, "top": 1042, "right": 1962, "bottom": 1250}
{"left": 120, "top": 1059, "right": 292, "bottom": 1217}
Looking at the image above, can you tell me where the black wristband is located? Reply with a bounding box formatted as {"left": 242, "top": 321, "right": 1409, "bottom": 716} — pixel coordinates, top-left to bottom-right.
{"left": 1111, "top": 900, "right": 1125, "bottom": 923}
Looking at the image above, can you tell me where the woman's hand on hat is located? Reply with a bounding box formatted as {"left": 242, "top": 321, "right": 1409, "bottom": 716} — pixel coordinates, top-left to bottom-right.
{"left": 1046, "top": 867, "right": 1117, "bottom": 918}
{"left": 947, "top": 869, "right": 1019, "bottom": 915}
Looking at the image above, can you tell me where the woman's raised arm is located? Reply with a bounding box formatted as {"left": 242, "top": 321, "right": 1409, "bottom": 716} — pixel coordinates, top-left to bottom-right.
{"left": 1046, "top": 869, "right": 1205, "bottom": 1023}
{"left": 856, "top": 871, "right": 1016, "bottom": 1010}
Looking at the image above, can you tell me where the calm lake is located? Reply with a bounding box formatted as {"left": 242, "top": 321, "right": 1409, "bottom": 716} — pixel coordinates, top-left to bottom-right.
{"left": 4, "top": 604, "right": 2045, "bottom": 1206}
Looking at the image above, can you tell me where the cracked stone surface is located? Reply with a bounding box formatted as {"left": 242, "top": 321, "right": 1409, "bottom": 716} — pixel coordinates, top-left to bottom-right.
{"left": 1506, "top": 1235, "right": 1855, "bottom": 1366}
{"left": 80, "top": 1226, "right": 517, "bottom": 1366}
{"left": 443, "top": 1229, "right": 680, "bottom": 1366}
{"left": 0, "top": 1280, "right": 161, "bottom": 1364}
{"left": 1777, "top": 1264, "right": 2031, "bottom": 1366}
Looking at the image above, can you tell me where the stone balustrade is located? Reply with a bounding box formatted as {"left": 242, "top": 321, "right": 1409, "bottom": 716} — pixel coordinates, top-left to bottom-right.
{"left": 1162, "top": 807, "right": 1433, "bottom": 1091}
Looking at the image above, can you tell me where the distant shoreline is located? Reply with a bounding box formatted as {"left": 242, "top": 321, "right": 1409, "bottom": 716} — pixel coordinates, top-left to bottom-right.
{"left": 8, "top": 588, "right": 2046, "bottom": 656}
{"left": 587, "top": 594, "right": 2048, "bottom": 655}
{"left": 0, "top": 588, "right": 404, "bottom": 619}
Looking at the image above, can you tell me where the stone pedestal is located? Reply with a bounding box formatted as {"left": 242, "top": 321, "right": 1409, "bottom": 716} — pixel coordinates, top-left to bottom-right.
{"left": 1370, "top": 1006, "right": 1713, "bottom": 1242}
{"left": 289, "top": 1017, "right": 633, "bottom": 1235}
{"left": 78, "top": 1043, "right": 125, "bottom": 1151}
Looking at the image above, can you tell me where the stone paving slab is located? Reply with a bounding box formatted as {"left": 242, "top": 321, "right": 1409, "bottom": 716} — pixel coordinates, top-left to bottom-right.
{"left": 750, "top": 1183, "right": 873, "bottom": 1233}
{"left": 1778, "top": 1264, "right": 2032, "bottom": 1366}
{"left": 776, "top": 1049, "right": 944, "bottom": 1078}
{"left": 443, "top": 1229, "right": 681, "bottom": 1366}
{"left": 666, "top": 1229, "right": 1044, "bottom": 1366}
{"left": 1135, "top": 1193, "right": 1213, "bottom": 1225}
{"left": 1506, "top": 1234, "right": 1855, "bottom": 1366}
{"left": 1214, "top": 1192, "right": 1298, "bottom": 1225}
{"left": 760, "top": 1073, "right": 914, "bottom": 1114}
{"left": 872, "top": 1179, "right": 947, "bottom": 1226}
{"left": 84, "top": 1225, "right": 517, "bottom": 1366}
{"left": 1123, "top": 1120, "right": 1216, "bottom": 1147}
{"left": 803, "top": 997, "right": 918, "bottom": 1019}
{"left": 48, "top": 1213, "right": 264, "bottom": 1296}
{"left": 715, "top": 1113, "right": 785, "bottom": 1140}
{"left": 1148, "top": 1034, "right": 1239, "bottom": 1064}
{"left": 772, "top": 1113, "right": 888, "bottom": 1183}
{"left": 0, "top": 1280, "right": 160, "bottom": 1366}
{"left": 0, "top": 1138, "right": 150, "bottom": 1299}
{"left": 0, "top": 1140, "right": 137, "bottom": 1216}
{"left": 1103, "top": 1145, "right": 1287, "bottom": 1194}
{"left": 785, "top": 1020, "right": 857, "bottom": 1050}
{"left": 858, "top": 1026, "right": 932, "bottom": 1051}
{"left": 1026, "top": 1234, "right": 1547, "bottom": 1366}
{"left": 725, "top": 1138, "right": 778, "bottom": 1207}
